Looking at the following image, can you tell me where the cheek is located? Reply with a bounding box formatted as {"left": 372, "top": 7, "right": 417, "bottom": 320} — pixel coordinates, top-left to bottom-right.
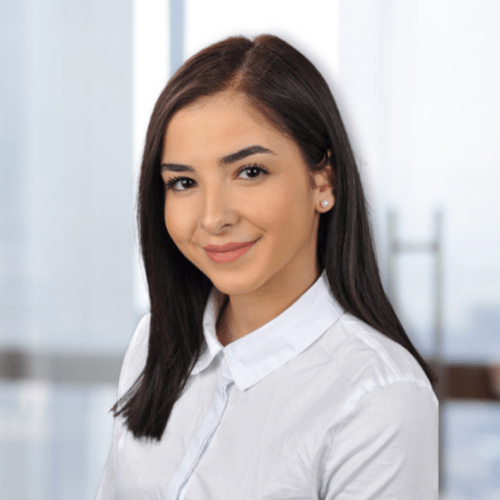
{"left": 251, "top": 182, "right": 312, "bottom": 231}
{"left": 164, "top": 199, "right": 193, "bottom": 243}
{"left": 253, "top": 206, "right": 289, "bottom": 227}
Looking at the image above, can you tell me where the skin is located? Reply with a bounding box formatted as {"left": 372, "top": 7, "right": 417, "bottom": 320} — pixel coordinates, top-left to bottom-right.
{"left": 161, "top": 91, "right": 334, "bottom": 345}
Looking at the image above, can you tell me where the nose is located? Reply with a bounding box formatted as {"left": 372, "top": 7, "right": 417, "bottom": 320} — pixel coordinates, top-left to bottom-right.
{"left": 197, "top": 183, "right": 237, "bottom": 234}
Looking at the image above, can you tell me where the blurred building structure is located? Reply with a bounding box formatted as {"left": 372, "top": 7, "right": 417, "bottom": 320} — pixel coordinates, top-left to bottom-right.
{"left": 0, "top": 0, "right": 136, "bottom": 497}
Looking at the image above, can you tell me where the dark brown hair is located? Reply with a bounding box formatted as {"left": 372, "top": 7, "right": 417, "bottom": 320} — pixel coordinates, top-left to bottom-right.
{"left": 113, "top": 34, "right": 437, "bottom": 441}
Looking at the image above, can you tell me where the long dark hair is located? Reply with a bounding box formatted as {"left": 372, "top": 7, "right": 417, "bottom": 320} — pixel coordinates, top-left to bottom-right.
{"left": 113, "top": 34, "right": 437, "bottom": 441}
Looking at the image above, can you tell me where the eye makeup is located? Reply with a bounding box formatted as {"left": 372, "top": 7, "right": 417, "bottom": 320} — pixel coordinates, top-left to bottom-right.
{"left": 164, "top": 163, "right": 269, "bottom": 192}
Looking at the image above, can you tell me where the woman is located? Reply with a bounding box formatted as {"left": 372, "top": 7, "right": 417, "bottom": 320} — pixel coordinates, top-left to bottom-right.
{"left": 97, "top": 34, "right": 438, "bottom": 499}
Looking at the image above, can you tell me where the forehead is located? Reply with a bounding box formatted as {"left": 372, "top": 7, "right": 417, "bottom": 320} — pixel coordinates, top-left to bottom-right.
{"left": 161, "top": 92, "right": 292, "bottom": 160}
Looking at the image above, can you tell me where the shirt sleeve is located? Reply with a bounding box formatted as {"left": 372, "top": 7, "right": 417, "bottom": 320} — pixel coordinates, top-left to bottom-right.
{"left": 95, "top": 314, "right": 151, "bottom": 500}
{"left": 321, "top": 379, "right": 439, "bottom": 500}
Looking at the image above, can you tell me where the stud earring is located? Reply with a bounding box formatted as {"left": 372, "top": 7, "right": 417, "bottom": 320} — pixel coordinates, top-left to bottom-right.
{"left": 321, "top": 200, "right": 329, "bottom": 208}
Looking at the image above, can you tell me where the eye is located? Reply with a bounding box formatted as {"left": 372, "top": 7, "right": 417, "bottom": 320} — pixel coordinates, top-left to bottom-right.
{"left": 238, "top": 164, "right": 269, "bottom": 180}
{"left": 165, "top": 176, "right": 196, "bottom": 192}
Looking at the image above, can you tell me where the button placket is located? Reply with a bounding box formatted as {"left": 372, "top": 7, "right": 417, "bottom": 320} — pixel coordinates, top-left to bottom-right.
{"left": 164, "top": 354, "right": 234, "bottom": 500}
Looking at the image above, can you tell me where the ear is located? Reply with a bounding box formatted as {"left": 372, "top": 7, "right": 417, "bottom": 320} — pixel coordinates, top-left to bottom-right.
{"left": 312, "top": 153, "right": 335, "bottom": 212}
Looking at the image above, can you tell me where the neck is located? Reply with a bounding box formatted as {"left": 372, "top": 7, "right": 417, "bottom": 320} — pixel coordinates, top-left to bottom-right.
{"left": 219, "top": 262, "right": 320, "bottom": 344}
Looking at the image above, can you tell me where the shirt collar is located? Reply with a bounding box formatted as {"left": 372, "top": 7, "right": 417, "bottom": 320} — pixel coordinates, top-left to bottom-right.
{"left": 191, "top": 269, "right": 343, "bottom": 390}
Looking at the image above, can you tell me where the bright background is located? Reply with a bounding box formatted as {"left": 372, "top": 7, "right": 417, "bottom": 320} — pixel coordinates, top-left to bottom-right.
{"left": 1, "top": 0, "right": 499, "bottom": 498}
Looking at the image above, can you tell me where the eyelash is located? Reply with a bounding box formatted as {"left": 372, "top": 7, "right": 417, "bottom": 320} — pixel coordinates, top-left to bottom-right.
{"left": 164, "top": 163, "right": 269, "bottom": 192}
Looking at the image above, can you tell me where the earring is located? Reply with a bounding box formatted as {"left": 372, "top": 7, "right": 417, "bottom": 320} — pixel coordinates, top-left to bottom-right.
{"left": 321, "top": 200, "right": 329, "bottom": 208}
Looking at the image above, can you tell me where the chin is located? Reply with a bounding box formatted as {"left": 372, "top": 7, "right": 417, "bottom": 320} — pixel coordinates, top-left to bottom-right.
{"left": 204, "top": 268, "right": 266, "bottom": 296}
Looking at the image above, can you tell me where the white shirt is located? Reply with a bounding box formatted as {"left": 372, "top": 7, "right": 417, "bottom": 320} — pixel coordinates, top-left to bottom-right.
{"left": 96, "top": 271, "right": 438, "bottom": 500}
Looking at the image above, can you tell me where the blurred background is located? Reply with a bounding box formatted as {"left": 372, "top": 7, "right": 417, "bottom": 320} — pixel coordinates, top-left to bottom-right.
{"left": 1, "top": 0, "right": 499, "bottom": 498}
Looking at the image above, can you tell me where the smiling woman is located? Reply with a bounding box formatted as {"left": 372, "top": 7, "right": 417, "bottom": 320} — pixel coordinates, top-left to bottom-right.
{"left": 96, "top": 34, "right": 438, "bottom": 500}
{"left": 160, "top": 91, "right": 330, "bottom": 338}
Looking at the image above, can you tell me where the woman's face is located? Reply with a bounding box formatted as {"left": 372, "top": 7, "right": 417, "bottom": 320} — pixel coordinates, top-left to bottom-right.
{"left": 160, "top": 91, "right": 333, "bottom": 297}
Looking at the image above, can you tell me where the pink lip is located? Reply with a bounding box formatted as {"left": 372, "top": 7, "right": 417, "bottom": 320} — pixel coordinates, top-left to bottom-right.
{"left": 203, "top": 241, "right": 256, "bottom": 252}
{"left": 203, "top": 240, "right": 257, "bottom": 264}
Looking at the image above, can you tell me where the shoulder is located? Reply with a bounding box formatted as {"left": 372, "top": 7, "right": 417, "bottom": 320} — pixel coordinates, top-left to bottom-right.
{"left": 316, "top": 311, "right": 438, "bottom": 415}
{"left": 320, "top": 370, "right": 439, "bottom": 499}
{"left": 318, "top": 315, "right": 439, "bottom": 498}
{"left": 337, "top": 312, "right": 434, "bottom": 384}
{"left": 117, "top": 313, "right": 151, "bottom": 398}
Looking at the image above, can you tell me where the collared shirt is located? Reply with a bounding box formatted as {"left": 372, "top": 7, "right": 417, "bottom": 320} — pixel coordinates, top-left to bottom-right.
{"left": 96, "top": 271, "right": 438, "bottom": 500}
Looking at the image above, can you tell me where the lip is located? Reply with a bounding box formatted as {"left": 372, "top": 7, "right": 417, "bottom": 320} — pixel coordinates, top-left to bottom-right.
{"left": 203, "top": 240, "right": 257, "bottom": 264}
{"left": 203, "top": 241, "right": 256, "bottom": 252}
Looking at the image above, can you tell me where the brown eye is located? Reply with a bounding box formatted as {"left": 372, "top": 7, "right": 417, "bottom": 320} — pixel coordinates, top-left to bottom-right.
{"left": 166, "top": 177, "right": 196, "bottom": 191}
{"left": 239, "top": 164, "right": 269, "bottom": 180}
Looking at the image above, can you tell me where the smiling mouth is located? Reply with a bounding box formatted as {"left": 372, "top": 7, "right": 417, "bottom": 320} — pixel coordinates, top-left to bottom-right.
{"left": 203, "top": 240, "right": 257, "bottom": 264}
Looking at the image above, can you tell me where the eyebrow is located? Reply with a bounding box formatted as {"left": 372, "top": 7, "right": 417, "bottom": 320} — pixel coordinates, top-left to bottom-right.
{"left": 161, "top": 145, "right": 274, "bottom": 173}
